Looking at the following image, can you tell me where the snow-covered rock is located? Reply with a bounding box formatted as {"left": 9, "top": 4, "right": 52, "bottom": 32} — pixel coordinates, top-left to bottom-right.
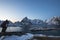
{"left": 0, "top": 33, "right": 33, "bottom": 40}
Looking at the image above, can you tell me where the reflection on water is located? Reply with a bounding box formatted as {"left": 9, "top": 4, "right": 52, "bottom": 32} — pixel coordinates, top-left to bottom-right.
{"left": 0, "top": 28, "right": 2, "bottom": 32}
{"left": 0, "top": 27, "right": 22, "bottom": 32}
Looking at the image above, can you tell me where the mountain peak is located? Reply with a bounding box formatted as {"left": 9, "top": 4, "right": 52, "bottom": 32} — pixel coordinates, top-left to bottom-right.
{"left": 48, "top": 16, "right": 60, "bottom": 25}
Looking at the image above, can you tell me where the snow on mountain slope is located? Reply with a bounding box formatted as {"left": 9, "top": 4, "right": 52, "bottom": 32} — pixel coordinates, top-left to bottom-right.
{"left": 0, "top": 17, "right": 47, "bottom": 27}
{"left": 47, "top": 16, "right": 60, "bottom": 28}
{"left": 21, "top": 17, "right": 47, "bottom": 27}
{"left": 14, "top": 21, "right": 22, "bottom": 27}
{"left": 48, "top": 16, "right": 60, "bottom": 25}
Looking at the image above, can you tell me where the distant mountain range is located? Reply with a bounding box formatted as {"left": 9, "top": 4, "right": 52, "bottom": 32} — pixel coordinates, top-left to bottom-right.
{"left": 0, "top": 16, "right": 60, "bottom": 28}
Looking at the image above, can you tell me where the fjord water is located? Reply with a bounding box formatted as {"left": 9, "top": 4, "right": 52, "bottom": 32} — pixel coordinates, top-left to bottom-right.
{"left": 0, "top": 27, "right": 60, "bottom": 36}
{"left": 30, "top": 30, "right": 60, "bottom": 36}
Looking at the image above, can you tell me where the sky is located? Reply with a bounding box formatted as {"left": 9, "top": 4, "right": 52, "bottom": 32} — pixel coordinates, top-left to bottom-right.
{"left": 0, "top": 0, "right": 60, "bottom": 22}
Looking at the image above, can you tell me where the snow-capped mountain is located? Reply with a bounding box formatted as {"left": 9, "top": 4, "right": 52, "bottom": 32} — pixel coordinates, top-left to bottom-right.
{"left": 0, "top": 16, "right": 60, "bottom": 28}
{"left": 21, "top": 17, "right": 32, "bottom": 25}
{"left": 21, "top": 17, "right": 44, "bottom": 25}
{"left": 8, "top": 21, "right": 15, "bottom": 27}
{"left": 21, "top": 17, "right": 47, "bottom": 27}
{"left": 48, "top": 16, "right": 60, "bottom": 25}
{"left": 14, "top": 21, "right": 22, "bottom": 27}
{"left": 20, "top": 17, "right": 32, "bottom": 32}
{"left": 31, "top": 19, "right": 43, "bottom": 25}
{"left": 47, "top": 16, "right": 60, "bottom": 28}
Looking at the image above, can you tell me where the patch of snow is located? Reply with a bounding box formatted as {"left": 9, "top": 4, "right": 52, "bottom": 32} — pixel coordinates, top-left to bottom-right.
{"left": 2, "top": 35, "right": 19, "bottom": 40}
{"left": 0, "top": 33, "right": 33, "bottom": 40}
{"left": 17, "top": 33, "right": 33, "bottom": 40}
{"left": 0, "top": 36, "right": 5, "bottom": 40}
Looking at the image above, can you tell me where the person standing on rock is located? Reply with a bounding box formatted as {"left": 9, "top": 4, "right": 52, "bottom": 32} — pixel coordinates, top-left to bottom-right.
{"left": 1, "top": 20, "right": 9, "bottom": 33}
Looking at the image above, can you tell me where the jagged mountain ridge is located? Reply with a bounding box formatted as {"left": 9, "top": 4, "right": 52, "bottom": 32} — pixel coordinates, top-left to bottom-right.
{"left": 0, "top": 16, "right": 60, "bottom": 28}
{"left": 48, "top": 16, "right": 60, "bottom": 25}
